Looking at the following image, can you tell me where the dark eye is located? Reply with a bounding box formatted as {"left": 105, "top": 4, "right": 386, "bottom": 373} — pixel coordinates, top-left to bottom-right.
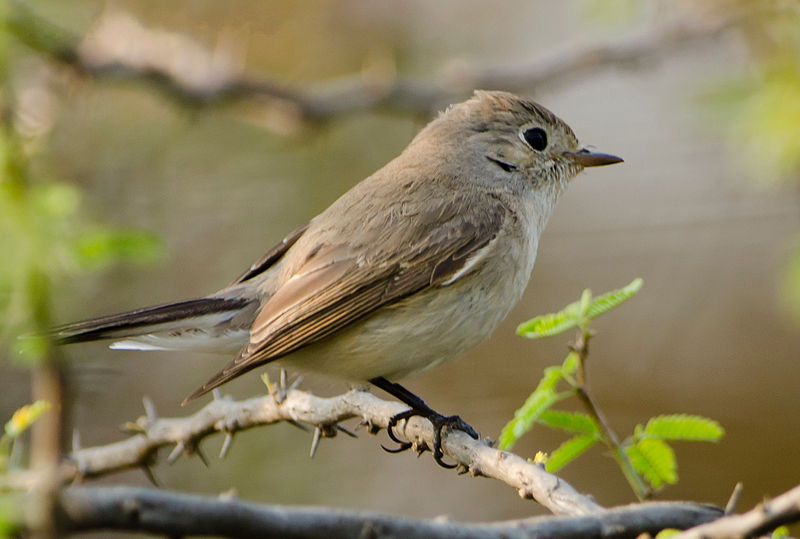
{"left": 523, "top": 127, "right": 547, "bottom": 151}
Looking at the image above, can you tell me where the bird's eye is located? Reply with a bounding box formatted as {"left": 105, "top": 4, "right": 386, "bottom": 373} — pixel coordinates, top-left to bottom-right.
{"left": 522, "top": 127, "right": 547, "bottom": 151}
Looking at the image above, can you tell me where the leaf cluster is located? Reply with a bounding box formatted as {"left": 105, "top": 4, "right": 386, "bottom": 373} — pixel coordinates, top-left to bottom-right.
{"left": 500, "top": 279, "right": 724, "bottom": 495}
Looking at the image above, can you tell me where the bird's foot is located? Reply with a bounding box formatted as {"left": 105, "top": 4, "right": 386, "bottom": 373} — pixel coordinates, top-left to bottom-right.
{"left": 383, "top": 405, "right": 478, "bottom": 468}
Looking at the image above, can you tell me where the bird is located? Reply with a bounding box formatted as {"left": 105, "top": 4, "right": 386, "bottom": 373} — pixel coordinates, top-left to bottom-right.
{"left": 51, "top": 90, "right": 622, "bottom": 466}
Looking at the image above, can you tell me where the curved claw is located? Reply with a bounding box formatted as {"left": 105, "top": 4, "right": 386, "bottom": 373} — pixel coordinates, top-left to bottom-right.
{"left": 381, "top": 443, "right": 412, "bottom": 453}
{"left": 385, "top": 409, "right": 416, "bottom": 445}
{"left": 384, "top": 406, "right": 478, "bottom": 469}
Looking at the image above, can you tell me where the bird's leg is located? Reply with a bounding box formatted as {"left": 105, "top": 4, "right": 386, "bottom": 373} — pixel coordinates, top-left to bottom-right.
{"left": 369, "top": 377, "right": 479, "bottom": 468}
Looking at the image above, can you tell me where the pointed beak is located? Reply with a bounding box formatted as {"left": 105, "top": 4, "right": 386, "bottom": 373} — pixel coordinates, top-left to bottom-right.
{"left": 563, "top": 148, "right": 624, "bottom": 167}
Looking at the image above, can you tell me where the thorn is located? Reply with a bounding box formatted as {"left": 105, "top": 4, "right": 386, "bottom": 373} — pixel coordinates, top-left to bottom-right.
{"left": 286, "top": 420, "right": 310, "bottom": 432}
{"left": 142, "top": 396, "right": 157, "bottom": 420}
{"left": 309, "top": 426, "right": 322, "bottom": 458}
{"left": 212, "top": 388, "right": 222, "bottom": 401}
{"left": 142, "top": 465, "right": 161, "bottom": 487}
{"left": 72, "top": 429, "right": 81, "bottom": 452}
{"left": 218, "top": 488, "right": 238, "bottom": 501}
{"left": 288, "top": 375, "right": 304, "bottom": 392}
{"left": 220, "top": 432, "right": 234, "bottom": 459}
{"left": 469, "top": 466, "right": 483, "bottom": 477}
{"left": 517, "top": 487, "right": 534, "bottom": 500}
{"left": 121, "top": 421, "right": 145, "bottom": 434}
{"left": 263, "top": 373, "right": 283, "bottom": 404}
{"left": 279, "top": 369, "right": 288, "bottom": 401}
{"left": 725, "top": 482, "right": 744, "bottom": 515}
{"left": 335, "top": 424, "right": 357, "bottom": 438}
{"left": 261, "top": 372, "right": 274, "bottom": 394}
{"left": 167, "top": 442, "right": 185, "bottom": 464}
{"left": 194, "top": 444, "right": 210, "bottom": 468}
{"left": 362, "top": 418, "right": 380, "bottom": 435}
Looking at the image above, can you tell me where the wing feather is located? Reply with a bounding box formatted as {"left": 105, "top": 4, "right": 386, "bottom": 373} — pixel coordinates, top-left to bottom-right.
{"left": 184, "top": 191, "right": 507, "bottom": 401}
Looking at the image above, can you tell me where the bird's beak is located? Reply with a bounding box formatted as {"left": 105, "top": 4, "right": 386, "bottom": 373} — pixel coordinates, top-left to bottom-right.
{"left": 563, "top": 148, "right": 624, "bottom": 167}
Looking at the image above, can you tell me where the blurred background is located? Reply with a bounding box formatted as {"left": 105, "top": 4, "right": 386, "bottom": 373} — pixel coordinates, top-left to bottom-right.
{"left": 2, "top": 0, "right": 799, "bottom": 533}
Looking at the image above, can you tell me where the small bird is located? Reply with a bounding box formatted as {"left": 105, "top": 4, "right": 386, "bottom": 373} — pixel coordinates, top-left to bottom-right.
{"left": 52, "top": 91, "right": 622, "bottom": 466}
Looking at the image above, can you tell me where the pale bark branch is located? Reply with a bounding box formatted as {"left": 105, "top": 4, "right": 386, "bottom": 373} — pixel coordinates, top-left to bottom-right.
{"left": 58, "top": 388, "right": 602, "bottom": 516}
{"left": 7, "top": 1, "right": 752, "bottom": 123}
{"left": 57, "top": 485, "right": 722, "bottom": 539}
{"left": 674, "top": 483, "right": 800, "bottom": 539}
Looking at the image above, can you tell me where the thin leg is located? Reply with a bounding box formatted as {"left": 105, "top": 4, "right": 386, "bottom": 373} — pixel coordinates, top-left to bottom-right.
{"left": 369, "top": 377, "right": 479, "bottom": 468}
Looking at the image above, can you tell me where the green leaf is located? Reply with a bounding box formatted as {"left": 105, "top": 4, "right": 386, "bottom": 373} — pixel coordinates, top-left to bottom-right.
{"left": 545, "top": 434, "right": 598, "bottom": 473}
{"left": 498, "top": 367, "right": 568, "bottom": 450}
{"left": 516, "top": 278, "right": 643, "bottom": 339}
{"left": 584, "top": 278, "right": 643, "bottom": 320}
{"left": 516, "top": 301, "right": 581, "bottom": 339}
{"left": 73, "top": 228, "right": 162, "bottom": 268}
{"left": 655, "top": 530, "right": 682, "bottom": 538}
{"left": 538, "top": 410, "right": 599, "bottom": 435}
{"left": 561, "top": 351, "right": 579, "bottom": 377}
{"left": 772, "top": 525, "right": 790, "bottom": 539}
{"left": 626, "top": 438, "right": 677, "bottom": 489}
{"left": 643, "top": 414, "right": 725, "bottom": 442}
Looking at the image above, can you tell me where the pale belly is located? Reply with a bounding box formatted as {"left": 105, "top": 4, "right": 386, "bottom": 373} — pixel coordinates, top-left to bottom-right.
{"left": 282, "top": 233, "right": 537, "bottom": 381}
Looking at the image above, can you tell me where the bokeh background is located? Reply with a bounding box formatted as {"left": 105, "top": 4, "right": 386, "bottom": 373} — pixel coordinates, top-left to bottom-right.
{"left": 2, "top": 0, "right": 800, "bottom": 533}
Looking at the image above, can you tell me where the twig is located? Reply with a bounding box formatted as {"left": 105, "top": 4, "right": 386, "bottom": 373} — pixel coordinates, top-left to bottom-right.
{"left": 6, "top": 1, "right": 755, "bottom": 123}
{"left": 676, "top": 483, "right": 800, "bottom": 539}
{"left": 57, "top": 485, "right": 723, "bottom": 539}
{"left": 54, "top": 388, "right": 601, "bottom": 516}
{"left": 571, "top": 329, "right": 651, "bottom": 501}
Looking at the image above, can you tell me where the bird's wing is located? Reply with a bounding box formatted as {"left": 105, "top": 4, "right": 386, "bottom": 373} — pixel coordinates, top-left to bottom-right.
{"left": 230, "top": 223, "right": 309, "bottom": 284}
{"left": 185, "top": 193, "right": 507, "bottom": 400}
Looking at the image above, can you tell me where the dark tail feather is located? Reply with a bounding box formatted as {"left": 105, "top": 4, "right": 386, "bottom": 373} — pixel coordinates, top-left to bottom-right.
{"left": 51, "top": 297, "right": 251, "bottom": 345}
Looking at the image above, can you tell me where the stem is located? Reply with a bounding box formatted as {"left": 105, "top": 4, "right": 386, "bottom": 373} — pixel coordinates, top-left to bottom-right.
{"left": 571, "top": 327, "right": 651, "bottom": 501}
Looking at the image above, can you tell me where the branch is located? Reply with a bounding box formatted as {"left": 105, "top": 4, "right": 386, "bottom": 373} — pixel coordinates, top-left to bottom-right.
{"left": 674, "top": 484, "right": 800, "bottom": 539}
{"left": 6, "top": 1, "right": 753, "bottom": 122}
{"left": 57, "top": 486, "right": 722, "bottom": 539}
{"left": 54, "top": 388, "right": 601, "bottom": 516}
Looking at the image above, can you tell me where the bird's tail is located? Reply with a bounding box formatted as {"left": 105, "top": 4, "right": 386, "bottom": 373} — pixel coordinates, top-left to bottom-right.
{"left": 50, "top": 296, "right": 252, "bottom": 349}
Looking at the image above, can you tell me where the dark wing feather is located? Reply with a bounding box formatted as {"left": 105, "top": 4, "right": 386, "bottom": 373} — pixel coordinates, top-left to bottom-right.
{"left": 231, "top": 223, "right": 309, "bottom": 284}
{"left": 184, "top": 196, "right": 506, "bottom": 402}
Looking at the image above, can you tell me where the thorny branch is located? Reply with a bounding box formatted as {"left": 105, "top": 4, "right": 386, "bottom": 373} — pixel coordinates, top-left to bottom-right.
{"left": 49, "top": 387, "right": 605, "bottom": 517}
{"left": 6, "top": 1, "right": 758, "bottom": 125}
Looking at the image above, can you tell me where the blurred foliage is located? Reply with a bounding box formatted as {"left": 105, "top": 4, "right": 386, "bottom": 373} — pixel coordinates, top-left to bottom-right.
{"left": 0, "top": 401, "right": 50, "bottom": 537}
{"left": 0, "top": 400, "right": 50, "bottom": 471}
{"left": 695, "top": 5, "right": 800, "bottom": 321}
{"left": 0, "top": 124, "right": 162, "bottom": 361}
{"left": 501, "top": 280, "right": 724, "bottom": 499}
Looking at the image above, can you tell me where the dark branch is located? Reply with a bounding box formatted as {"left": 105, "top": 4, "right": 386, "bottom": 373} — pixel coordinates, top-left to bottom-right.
{"left": 57, "top": 486, "right": 722, "bottom": 539}
{"left": 6, "top": 1, "right": 754, "bottom": 123}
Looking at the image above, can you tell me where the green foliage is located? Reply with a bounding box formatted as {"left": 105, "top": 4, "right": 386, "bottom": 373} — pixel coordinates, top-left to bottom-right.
{"left": 639, "top": 414, "right": 724, "bottom": 442}
{"left": 0, "top": 492, "right": 22, "bottom": 538}
{"left": 0, "top": 121, "right": 162, "bottom": 360}
{"left": 498, "top": 365, "right": 571, "bottom": 450}
{"left": 772, "top": 525, "right": 790, "bottom": 539}
{"left": 538, "top": 410, "right": 598, "bottom": 435}
{"left": 625, "top": 438, "right": 676, "bottom": 489}
{"left": 0, "top": 400, "right": 50, "bottom": 472}
{"left": 545, "top": 434, "right": 598, "bottom": 473}
{"left": 503, "top": 279, "right": 724, "bottom": 497}
{"left": 74, "top": 227, "right": 161, "bottom": 269}
{"left": 516, "top": 278, "right": 642, "bottom": 339}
